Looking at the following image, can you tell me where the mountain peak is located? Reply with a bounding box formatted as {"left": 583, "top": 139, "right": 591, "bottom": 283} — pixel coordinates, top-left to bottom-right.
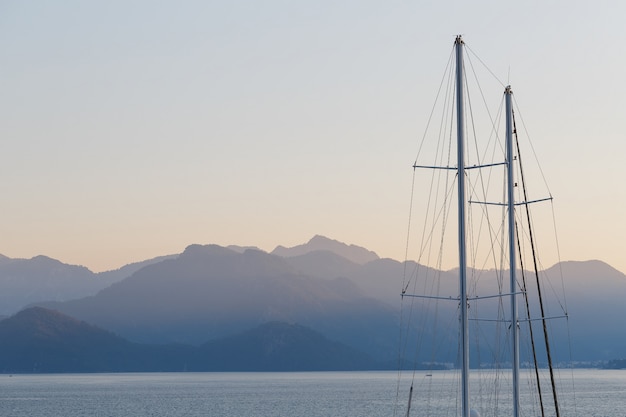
{"left": 199, "top": 321, "right": 377, "bottom": 371}
{"left": 3, "top": 307, "right": 116, "bottom": 342}
{"left": 181, "top": 244, "right": 236, "bottom": 257}
{"left": 271, "top": 235, "right": 379, "bottom": 265}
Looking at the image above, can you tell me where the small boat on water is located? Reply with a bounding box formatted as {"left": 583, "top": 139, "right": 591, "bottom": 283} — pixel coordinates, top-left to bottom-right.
{"left": 396, "top": 36, "right": 570, "bottom": 417}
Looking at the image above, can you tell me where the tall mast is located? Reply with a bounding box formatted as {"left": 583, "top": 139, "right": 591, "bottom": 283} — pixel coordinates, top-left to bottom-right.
{"left": 505, "top": 85, "right": 520, "bottom": 417}
{"left": 455, "top": 35, "right": 470, "bottom": 417}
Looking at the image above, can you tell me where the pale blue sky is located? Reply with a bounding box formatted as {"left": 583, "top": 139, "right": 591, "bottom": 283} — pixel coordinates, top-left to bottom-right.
{"left": 0, "top": 1, "right": 624, "bottom": 272}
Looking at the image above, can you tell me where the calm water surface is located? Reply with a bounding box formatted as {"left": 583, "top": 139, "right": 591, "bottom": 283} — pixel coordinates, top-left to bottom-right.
{"left": 0, "top": 370, "right": 623, "bottom": 416}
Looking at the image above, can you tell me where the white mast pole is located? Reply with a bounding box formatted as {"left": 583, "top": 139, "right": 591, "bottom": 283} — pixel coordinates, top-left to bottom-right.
{"left": 505, "top": 85, "right": 520, "bottom": 417}
{"left": 455, "top": 35, "right": 470, "bottom": 417}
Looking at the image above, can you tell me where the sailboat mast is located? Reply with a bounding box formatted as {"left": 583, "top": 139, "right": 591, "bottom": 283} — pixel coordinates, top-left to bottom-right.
{"left": 455, "top": 35, "right": 470, "bottom": 417}
{"left": 505, "top": 85, "right": 520, "bottom": 417}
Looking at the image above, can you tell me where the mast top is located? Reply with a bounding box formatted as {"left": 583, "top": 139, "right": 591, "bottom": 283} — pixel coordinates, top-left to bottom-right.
{"left": 455, "top": 35, "right": 464, "bottom": 45}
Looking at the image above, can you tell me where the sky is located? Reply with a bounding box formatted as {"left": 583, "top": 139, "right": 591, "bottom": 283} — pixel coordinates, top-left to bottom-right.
{"left": 0, "top": 1, "right": 625, "bottom": 273}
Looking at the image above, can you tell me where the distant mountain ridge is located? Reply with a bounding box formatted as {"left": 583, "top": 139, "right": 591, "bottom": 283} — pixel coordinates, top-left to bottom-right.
{"left": 272, "top": 235, "right": 379, "bottom": 264}
{"left": 0, "top": 235, "right": 379, "bottom": 316}
{"left": 1, "top": 235, "right": 626, "bottom": 366}
{"left": 0, "top": 256, "right": 98, "bottom": 315}
{"left": 36, "top": 244, "right": 399, "bottom": 362}
{"left": 0, "top": 253, "right": 177, "bottom": 315}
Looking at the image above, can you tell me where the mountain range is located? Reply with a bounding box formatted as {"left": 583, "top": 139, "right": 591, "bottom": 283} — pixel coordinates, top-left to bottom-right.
{"left": 0, "top": 307, "right": 378, "bottom": 373}
{"left": 0, "top": 253, "right": 175, "bottom": 316}
{"left": 0, "top": 235, "right": 624, "bottom": 372}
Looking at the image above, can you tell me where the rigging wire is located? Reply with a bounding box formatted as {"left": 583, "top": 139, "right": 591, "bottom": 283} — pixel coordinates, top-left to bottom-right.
{"left": 513, "top": 106, "right": 562, "bottom": 417}
{"left": 413, "top": 46, "right": 456, "bottom": 166}
{"left": 550, "top": 199, "right": 579, "bottom": 416}
{"left": 464, "top": 76, "right": 507, "bottom": 282}
{"left": 516, "top": 219, "right": 547, "bottom": 417}
{"left": 465, "top": 44, "right": 507, "bottom": 89}
{"left": 511, "top": 95, "right": 553, "bottom": 196}
{"left": 398, "top": 37, "right": 575, "bottom": 417}
{"left": 396, "top": 41, "right": 459, "bottom": 417}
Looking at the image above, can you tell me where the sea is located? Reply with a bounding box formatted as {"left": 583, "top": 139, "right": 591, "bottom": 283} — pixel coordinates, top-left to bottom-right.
{"left": 0, "top": 369, "right": 623, "bottom": 416}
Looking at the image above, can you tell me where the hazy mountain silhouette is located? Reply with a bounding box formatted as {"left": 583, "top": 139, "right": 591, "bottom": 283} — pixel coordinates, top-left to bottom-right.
{"left": 0, "top": 256, "right": 98, "bottom": 315}
{"left": 542, "top": 260, "right": 626, "bottom": 360}
{"left": 272, "top": 235, "right": 379, "bottom": 264}
{"left": 227, "top": 245, "right": 263, "bottom": 253}
{"left": 194, "top": 321, "right": 379, "bottom": 371}
{"left": 0, "top": 307, "right": 192, "bottom": 372}
{"left": 5, "top": 235, "right": 626, "bottom": 365}
{"left": 95, "top": 254, "right": 178, "bottom": 287}
{"left": 0, "top": 308, "right": 380, "bottom": 373}
{"left": 279, "top": 251, "right": 452, "bottom": 307}
{"left": 273, "top": 246, "right": 626, "bottom": 362}
{"left": 280, "top": 250, "right": 361, "bottom": 282}
{"left": 0, "top": 254, "right": 177, "bottom": 316}
{"left": 37, "top": 244, "right": 399, "bottom": 361}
